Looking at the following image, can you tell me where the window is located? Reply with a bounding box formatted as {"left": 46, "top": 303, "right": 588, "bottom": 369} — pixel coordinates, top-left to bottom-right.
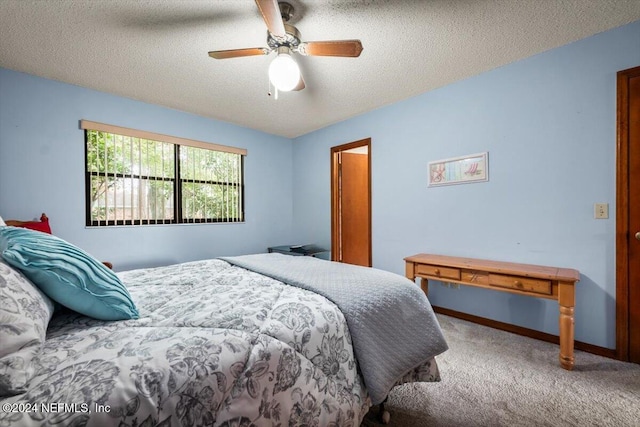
{"left": 81, "top": 120, "right": 245, "bottom": 226}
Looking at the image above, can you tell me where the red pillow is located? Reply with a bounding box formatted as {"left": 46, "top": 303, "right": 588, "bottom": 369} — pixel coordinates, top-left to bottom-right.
{"left": 13, "top": 214, "right": 52, "bottom": 234}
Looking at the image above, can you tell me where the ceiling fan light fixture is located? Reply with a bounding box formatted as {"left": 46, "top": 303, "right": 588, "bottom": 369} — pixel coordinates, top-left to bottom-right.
{"left": 268, "top": 47, "right": 300, "bottom": 92}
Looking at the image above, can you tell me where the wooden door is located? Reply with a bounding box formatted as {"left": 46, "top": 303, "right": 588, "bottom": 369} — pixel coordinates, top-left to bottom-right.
{"left": 616, "top": 66, "right": 640, "bottom": 363}
{"left": 340, "top": 152, "right": 369, "bottom": 265}
{"left": 331, "top": 139, "right": 371, "bottom": 267}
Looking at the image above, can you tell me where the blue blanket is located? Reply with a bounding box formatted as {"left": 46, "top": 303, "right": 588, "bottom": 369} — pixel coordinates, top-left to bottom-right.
{"left": 221, "top": 253, "right": 448, "bottom": 405}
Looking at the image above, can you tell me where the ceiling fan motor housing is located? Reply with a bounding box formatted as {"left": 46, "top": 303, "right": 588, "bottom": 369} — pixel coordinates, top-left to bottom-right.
{"left": 267, "top": 24, "right": 301, "bottom": 50}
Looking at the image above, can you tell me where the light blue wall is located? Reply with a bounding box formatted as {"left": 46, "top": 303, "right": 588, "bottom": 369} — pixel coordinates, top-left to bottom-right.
{"left": 0, "top": 68, "right": 294, "bottom": 271}
{"left": 292, "top": 20, "right": 640, "bottom": 349}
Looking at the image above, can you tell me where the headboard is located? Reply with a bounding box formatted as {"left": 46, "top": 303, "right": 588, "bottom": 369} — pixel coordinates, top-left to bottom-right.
{"left": 5, "top": 213, "right": 52, "bottom": 234}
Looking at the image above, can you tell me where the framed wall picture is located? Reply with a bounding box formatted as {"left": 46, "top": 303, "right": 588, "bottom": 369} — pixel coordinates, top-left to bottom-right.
{"left": 428, "top": 152, "right": 488, "bottom": 187}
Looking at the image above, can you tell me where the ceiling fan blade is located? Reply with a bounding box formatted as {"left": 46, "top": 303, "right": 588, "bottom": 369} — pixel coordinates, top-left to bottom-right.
{"left": 208, "top": 47, "right": 269, "bottom": 59}
{"left": 255, "top": 0, "right": 286, "bottom": 38}
{"left": 298, "top": 40, "right": 363, "bottom": 57}
{"left": 292, "top": 73, "right": 305, "bottom": 91}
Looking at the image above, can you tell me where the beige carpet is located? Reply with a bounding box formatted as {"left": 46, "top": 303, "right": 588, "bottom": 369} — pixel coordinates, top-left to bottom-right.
{"left": 362, "top": 314, "right": 640, "bottom": 427}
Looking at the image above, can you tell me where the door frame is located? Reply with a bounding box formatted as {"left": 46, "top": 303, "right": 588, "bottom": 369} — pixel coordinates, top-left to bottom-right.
{"left": 616, "top": 65, "right": 640, "bottom": 361}
{"left": 330, "top": 138, "right": 372, "bottom": 265}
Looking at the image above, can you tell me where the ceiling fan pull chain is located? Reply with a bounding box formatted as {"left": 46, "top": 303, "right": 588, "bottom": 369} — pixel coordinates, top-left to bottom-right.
{"left": 268, "top": 74, "right": 280, "bottom": 100}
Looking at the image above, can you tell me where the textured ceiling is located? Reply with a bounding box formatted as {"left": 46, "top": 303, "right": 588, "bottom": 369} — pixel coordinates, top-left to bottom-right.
{"left": 1, "top": 0, "right": 639, "bottom": 138}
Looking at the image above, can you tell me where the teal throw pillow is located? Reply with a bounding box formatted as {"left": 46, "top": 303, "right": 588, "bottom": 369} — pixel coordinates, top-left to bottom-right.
{"left": 0, "top": 227, "right": 138, "bottom": 321}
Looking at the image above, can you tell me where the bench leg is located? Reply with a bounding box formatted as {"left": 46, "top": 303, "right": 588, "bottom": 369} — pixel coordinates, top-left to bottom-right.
{"left": 558, "top": 281, "right": 575, "bottom": 370}
{"left": 379, "top": 397, "right": 390, "bottom": 424}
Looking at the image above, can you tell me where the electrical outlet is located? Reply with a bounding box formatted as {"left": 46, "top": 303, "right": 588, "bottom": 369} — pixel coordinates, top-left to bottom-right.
{"left": 594, "top": 203, "right": 609, "bottom": 219}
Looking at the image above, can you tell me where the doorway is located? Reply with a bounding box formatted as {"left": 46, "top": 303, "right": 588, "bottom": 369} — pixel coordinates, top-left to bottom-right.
{"left": 616, "top": 65, "right": 640, "bottom": 363}
{"left": 331, "top": 138, "right": 371, "bottom": 267}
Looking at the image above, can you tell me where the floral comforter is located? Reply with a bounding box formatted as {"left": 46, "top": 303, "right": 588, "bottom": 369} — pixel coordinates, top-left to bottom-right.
{"left": 0, "top": 259, "right": 440, "bottom": 426}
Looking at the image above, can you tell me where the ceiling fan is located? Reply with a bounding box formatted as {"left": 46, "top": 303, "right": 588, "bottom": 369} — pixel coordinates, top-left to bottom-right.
{"left": 208, "top": 0, "right": 363, "bottom": 94}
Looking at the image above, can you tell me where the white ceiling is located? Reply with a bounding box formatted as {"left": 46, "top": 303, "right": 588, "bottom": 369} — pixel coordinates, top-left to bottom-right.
{"left": 1, "top": 1, "right": 639, "bottom": 138}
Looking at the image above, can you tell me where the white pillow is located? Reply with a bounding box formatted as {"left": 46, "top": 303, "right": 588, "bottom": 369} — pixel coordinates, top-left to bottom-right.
{"left": 0, "top": 260, "right": 55, "bottom": 396}
{"left": 0, "top": 215, "right": 6, "bottom": 226}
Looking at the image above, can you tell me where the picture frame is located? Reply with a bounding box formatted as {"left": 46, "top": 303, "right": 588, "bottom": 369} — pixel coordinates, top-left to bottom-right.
{"left": 428, "top": 152, "right": 488, "bottom": 187}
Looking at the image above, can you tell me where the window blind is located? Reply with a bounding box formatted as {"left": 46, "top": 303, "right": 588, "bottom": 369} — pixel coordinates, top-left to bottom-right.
{"left": 82, "top": 120, "right": 245, "bottom": 226}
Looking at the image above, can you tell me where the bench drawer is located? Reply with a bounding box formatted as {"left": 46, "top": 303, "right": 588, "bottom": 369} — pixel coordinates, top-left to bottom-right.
{"left": 416, "top": 264, "right": 461, "bottom": 280}
{"left": 489, "top": 273, "right": 551, "bottom": 295}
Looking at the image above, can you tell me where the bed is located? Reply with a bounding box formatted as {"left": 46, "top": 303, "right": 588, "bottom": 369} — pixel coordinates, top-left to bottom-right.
{"left": 0, "top": 219, "right": 447, "bottom": 426}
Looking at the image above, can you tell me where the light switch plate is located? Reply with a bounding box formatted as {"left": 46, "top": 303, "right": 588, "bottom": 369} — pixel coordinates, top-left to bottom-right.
{"left": 594, "top": 203, "right": 609, "bottom": 219}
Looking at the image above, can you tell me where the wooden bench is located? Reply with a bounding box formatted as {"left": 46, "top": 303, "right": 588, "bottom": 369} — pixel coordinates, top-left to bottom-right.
{"left": 405, "top": 253, "right": 580, "bottom": 370}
